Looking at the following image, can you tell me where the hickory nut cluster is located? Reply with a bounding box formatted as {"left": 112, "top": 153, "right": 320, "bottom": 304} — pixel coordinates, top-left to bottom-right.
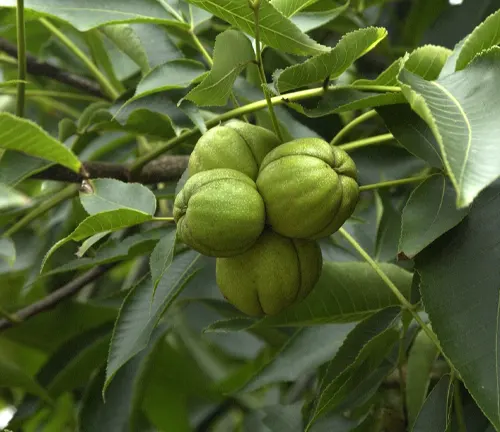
{"left": 174, "top": 120, "right": 359, "bottom": 316}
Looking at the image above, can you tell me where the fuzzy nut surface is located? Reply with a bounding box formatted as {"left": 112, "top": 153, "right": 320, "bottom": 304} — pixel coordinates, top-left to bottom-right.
{"left": 188, "top": 121, "right": 280, "bottom": 180}
{"left": 216, "top": 230, "right": 323, "bottom": 316}
{"left": 256, "top": 138, "right": 359, "bottom": 239}
{"left": 174, "top": 169, "right": 265, "bottom": 257}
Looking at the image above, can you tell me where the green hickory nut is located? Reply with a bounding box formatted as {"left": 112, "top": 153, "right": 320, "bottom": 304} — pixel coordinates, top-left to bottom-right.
{"left": 256, "top": 138, "right": 359, "bottom": 239}
{"left": 216, "top": 230, "right": 323, "bottom": 316}
{"left": 174, "top": 168, "right": 265, "bottom": 257}
{"left": 188, "top": 120, "right": 280, "bottom": 181}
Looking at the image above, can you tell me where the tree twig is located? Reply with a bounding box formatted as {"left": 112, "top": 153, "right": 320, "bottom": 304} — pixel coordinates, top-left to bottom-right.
{"left": 31, "top": 155, "right": 189, "bottom": 184}
{"left": 0, "top": 37, "right": 106, "bottom": 99}
{"left": 0, "top": 263, "right": 115, "bottom": 332}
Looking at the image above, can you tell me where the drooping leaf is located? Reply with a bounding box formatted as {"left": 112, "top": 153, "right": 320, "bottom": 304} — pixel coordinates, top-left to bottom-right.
{"left": 377, "top": 104, "right": 443, "bottom": 168}
{"left": 252, "top": 262, "right": 412, "bottom": 327}
{"left": 186, "top": 30, "right": 254, "bottom": 106}
{"left": 105, "top": 250, "right": 202, "bottom": 392}
{"left": 150, "top": 230, "right": 177, "bottom": 293}
{"left": 309, "top": 326, "right": 399, "bottom": 428}
{"left": 79, "top": 178, "right": 157, "bottom": 215}
{"left": 456, "top": 8, "right": 500, "bottom": 70}
{"left": 415, "top": 184, "right": 500, "bottom": 429}
{"left": 0, "top": 0, "right": 189, "bottom": 31}
{"left": 126, "top": 59, "right": 206, "bottom": 104}
{"left": 242, "top": 323, "right": 356, "bottom": 391}
{"left": 406, "top": 329, "right": 440, "bottom": 427}
{"left": 185, "top": 0, "right": 328, "bottom": 56}
{"left": 412, "top": 375, "right": 453, "bottom": 432}
{"left": 41, "top": 209, "right": 152, "bottom": 272}
{"left": 399, "top": 174, "right": 469, "bottom": 258}
{"left": 399, "top": 48, "right": 500, "bottom": 207}
{"left": 0, "top": 113, "right": 81, "bottom": 172}
{"left": 275, "top": 27, "right": 387, "bottom": 92}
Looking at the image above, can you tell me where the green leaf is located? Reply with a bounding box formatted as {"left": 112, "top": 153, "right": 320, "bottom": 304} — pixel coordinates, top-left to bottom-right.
{"left": 79, "top": 178, "right": 157, "bottom": 215}
{"left": 105, "top": 250, "right": 202, "bottom": 392}
{"left": 45, "top": 228, "right": 169, "bottom": 275}
{"left": 0, "top": 355, "right": 51, "bottom": 402}
{"left": 275, "top": 27, "right": 387, "bottom": 92}
{"left": 0, "top": 113, "right": 81, "bottom": 172}
{"left": 252, "top": 262, "right": 412, "bottom": 327}
{"left": 0, "top": 0, "right": 189, "bottom": 31}
{"left": 412, "top": 375, "right": 453, "bottom": 432}
{"left": 415, "top": 184, "right": 500, "bottom": 429}
{"left": 399, "top": 48, "right": 500, "bottom": 207}
{"left": 186, "top": 30, "right": 254, "bottom": 107}
{"left": 456, "top": 8, "right": 500, "bottom": 70}
{"left": 0, "top": 183, "right": 30, "bottom": 210}
{"left": 376, "top": 104, "right": 443, "bottom": 168}
{"left": 101, "top": 24, "right": 150, "bottom": 74}
{"left": 318, "top": 307, "right": 400, "bottom": 394}
{"left": 41, "top": 209, "right": 152, "bottom": 272}
{"left": 76, "top": 232, "right": 110, "bottom": 258}
{"left": 291, "top": 1, "right": 349, "bottom": 33}
{"left": 79, "top": 327, "right": 167, "bottom": 431}
{"left": 270, "top": 0, "right": 320, "bottom": 17}
{"left": 406, "top": 329, "right": 440, "bottom": 427}
{"left": 399, "top": 174, "right": 469, "bottom": 259}
{"left": 0, "top": 151, "right": 49, "bottom": 186}
{"left": 242, "top": 323, "right": 356, "bottom": 391}
{"left": 0, "top": 238, "right": 15, "bottom": 267}
{"left": 150, "top": 230, "right": 177, "bottom": 294}
{"left": 185, "top": 0, "right": 328, "bottom": 56}
{"left": 126, "top": 59, "right": 205, "bottom": 104}
{"left": 309, "top": 326, "right": 399, "bottom": 428}
{"left": 375, "top": 192, "right": 402, "bottom": 262}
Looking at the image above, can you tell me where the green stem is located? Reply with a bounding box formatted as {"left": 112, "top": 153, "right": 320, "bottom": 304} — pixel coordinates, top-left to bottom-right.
{"left": 16, "top": 0, "right": 26, "bottom": 117}
{"left": 39, "top": 18, "right": 119, "bottom": 100}
{"left": 159, "top": 0, "right": 185, "bottom": 22}
{"left": 339, "top": 133, "right": 394, "bottom": 152}
{"left": 1, "top": 88, "right": 103, "bottom": 101}
{"left": 2, "top": 185, "right": 79, "bottom": 238}
{"left": 190, "top": 31, "right": 213, "bottom": 67}
{"left": 359, "top": 175, "right": 432, "bottom": 192}
{"left": 339, "top": 227, "right": 444, "bottom": 357}
{"left": 152, "top": 217, "right": 175, "bottom": 222}
{"left": 130, "top": 84, "right": 399, "bottom": 173}
{"left": 251, "top": 0, "right": 284, "bottom": 142}
{"left": 453, "top": 381, "right": 467, "bottom": 432}
{"left": 331, "top": 110, "right": 378, "bottom": 146}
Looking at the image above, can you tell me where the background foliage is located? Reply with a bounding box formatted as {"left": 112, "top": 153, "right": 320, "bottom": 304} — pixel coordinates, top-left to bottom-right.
{"left": 0, "top": 0, "right": 500, "bottom": 431}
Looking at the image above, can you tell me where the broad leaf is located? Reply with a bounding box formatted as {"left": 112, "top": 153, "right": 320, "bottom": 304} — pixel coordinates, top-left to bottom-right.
{"left": 186, "top": 30, "right": 254, "bottom": 106}
{"left": 102, "top": 25, "right": 149, "bottom": 74}
{"left": 0, "top": 0, "right": 189, "bottom": 31}
{"left": 406, "top": 329, "right": 440, "bottom": 427}
{"left": 0, "top": 113, "right": 81, "bottom": 172}
{"left": 399, "top": 174, "right": 469, "bottom": 258}
{"left": 150, "top": 230, "right": 177, "bottom": 293}
{"left": 127, "top": 59, "right": 205, "bottom": 104}
{"left": 242, "top": 323, "right": 356, "bottom": 391}
{"left": 105, "top": 250, "right": 202, "bottom": 391}
{"left": 415, "top": 184, "right": 500, "bottom": 429}
{"left": 377, "top": 104, "right": 443, "bottom": 168}
{"left": 79, "top": 178, "right": 157, "bottom": 215}
{"left": 0, "top": 151, "right": 49, "bottom": 186}
{"left": 41, "top": 209, "right": 152, "bottom": 272}
{"left": 275, "top": 27, "right": 387, "bottom": 92}
{"left": 309, "top": 326, "right": 399, "bottom": 427}
{"left": 0, "top": 183, "right": 30, "bottom": 210}
{"left": 412, "top": 375, "right": 453, "bottom": 432}
{"left": 318, "top": 307, "right": 400, "bottom": 392}
{"left": 399, "top": 48, "right": 500, "bottom": 207}
{"left": 252, "top": 262, "right": 412, "bottom": 327}
{"left": 185, "top": 0, "right": 328, "bottom": 56}
{"left": 456, "top": 8, "right": 500, "bottom": 70}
